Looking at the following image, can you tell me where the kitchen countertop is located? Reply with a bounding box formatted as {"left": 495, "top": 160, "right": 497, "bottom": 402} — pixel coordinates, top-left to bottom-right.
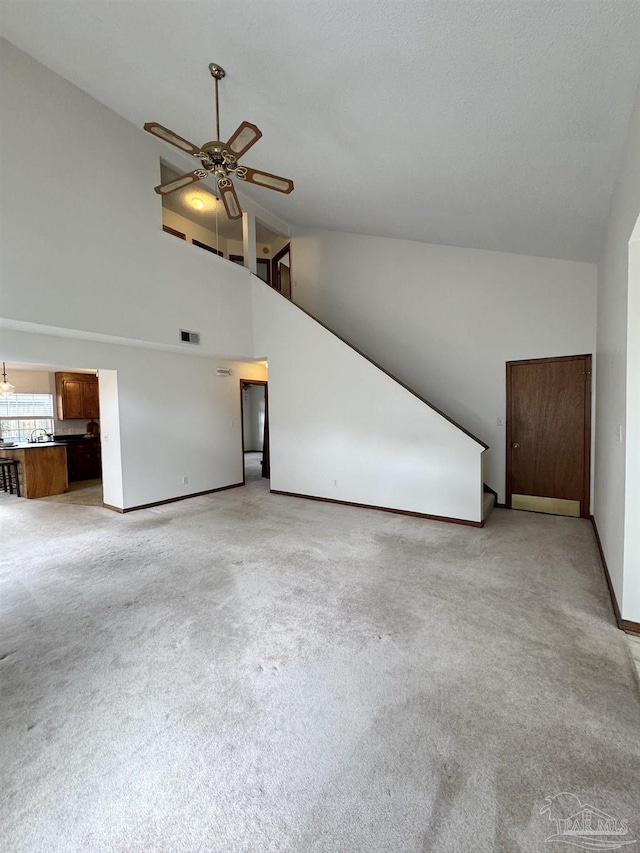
{"left": 0, "top": 442, "right": 63, "bottom": 449}
{"left": 0, "top": 438, "right": 100, "bottom": 450}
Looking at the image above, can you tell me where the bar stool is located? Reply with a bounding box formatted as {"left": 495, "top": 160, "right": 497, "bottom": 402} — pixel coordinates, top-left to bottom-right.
{"left": 0, "top": 458, "right": 20, "bottom": 497}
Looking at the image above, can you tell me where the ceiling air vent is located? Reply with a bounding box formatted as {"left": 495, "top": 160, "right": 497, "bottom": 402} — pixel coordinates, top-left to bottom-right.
{"left": 180, "top": 329, "right": 200, "bottom": 345}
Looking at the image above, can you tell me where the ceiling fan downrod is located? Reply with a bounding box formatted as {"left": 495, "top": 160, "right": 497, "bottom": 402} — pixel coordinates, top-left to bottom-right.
{"left": 208, "top": 62, "right": 225, "bottom": 142}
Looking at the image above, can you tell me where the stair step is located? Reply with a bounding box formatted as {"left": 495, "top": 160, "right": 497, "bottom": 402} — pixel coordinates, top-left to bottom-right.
{"left": 483, "top": 491, "right": 496, "bottom": 522}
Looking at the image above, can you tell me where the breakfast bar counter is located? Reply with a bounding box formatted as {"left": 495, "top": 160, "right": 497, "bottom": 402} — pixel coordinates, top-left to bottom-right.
{"left": 0, "top": 443, "right": 68, "bottom": 498}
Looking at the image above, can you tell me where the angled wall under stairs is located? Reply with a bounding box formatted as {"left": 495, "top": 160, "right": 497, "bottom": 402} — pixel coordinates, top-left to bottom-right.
{"left": 251, "top": 277, "right": 488, "bottom": 525}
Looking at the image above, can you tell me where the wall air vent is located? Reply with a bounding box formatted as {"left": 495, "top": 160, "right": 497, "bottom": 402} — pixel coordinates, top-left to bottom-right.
{"left": 180, "top": 329, "right": 200, "bottom": 345}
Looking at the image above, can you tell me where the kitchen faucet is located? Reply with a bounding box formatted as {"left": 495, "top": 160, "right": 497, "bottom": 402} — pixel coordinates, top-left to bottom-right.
{"left": 29, "top": 428, "right": 48, "bottom": 443}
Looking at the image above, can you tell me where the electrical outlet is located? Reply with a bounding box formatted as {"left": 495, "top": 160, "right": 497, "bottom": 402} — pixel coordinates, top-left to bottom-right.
{"left": 333, "top": 479, "right": 338, "bottom": 487}
{"left": 182, "top": 475, "right": 189, "bottom": 485}
{"left": 617, "top": 424, "right": 624, "bottom": 443}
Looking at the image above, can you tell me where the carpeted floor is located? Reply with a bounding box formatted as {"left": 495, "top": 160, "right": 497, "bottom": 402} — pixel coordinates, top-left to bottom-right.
{"left": 1, "top": 473, "right": 639, "bottom": 852}
{"left": 38, "top": 478, "right": 103, "bottom": 507}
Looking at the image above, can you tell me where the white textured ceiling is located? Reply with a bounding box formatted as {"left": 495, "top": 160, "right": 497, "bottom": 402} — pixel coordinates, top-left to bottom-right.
{"left": 2, "top": 0, "right": 640, "bottom": 262}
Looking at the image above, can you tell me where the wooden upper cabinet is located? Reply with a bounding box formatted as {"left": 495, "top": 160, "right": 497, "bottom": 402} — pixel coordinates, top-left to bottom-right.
{"left": 55, "top": 373, "right": 100, "bottom": 420}
{"left": 60, "top": 379, "right": 83, "bottom": 418}
{"left": 83, "top": 380, "right": 100, "bottom": 418}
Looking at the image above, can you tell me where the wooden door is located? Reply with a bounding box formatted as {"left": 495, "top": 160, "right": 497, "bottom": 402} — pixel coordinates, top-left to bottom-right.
{"left": 506, "top": 355, "right": 591, "bottom": 518}
{"left": 271, "top": 244, "right": 291, "bottom": 299}
{"left": 62, "top": 380, "right": 83, "bottom": 419}
{"left": 279, "top": 265, "right": 291, "bottom": 299}
{"left": 83, "top": 380, "right": 100, "bottom": 418}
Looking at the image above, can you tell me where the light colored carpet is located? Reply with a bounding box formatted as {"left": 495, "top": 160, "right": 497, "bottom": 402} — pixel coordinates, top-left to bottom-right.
{"left": 244, "top": 450, "right": 263, "bottom": 482}
{"left": 1, "top": 477, "right": 639, "bottom": 852}
{"left": 38, "top": 479, "right": 103, "bottom": 507}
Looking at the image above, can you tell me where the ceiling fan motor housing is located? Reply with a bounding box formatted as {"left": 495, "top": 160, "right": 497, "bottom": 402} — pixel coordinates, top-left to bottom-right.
{"left": 200, "top": 141, "right": 239, "bottom": 178}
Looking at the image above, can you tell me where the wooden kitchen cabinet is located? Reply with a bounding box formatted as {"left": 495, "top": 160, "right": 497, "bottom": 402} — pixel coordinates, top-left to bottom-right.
{"left": 82, "top": 380, "right": 100, "bottom": 418}
{"left": 65, "top": 440, "right": 102, "bottom": 482}
{"left": 55, "top": 372, "right": 100, "bottom": 420}
{"left": 0, "top": 445, "right": 68, "bottom": 498}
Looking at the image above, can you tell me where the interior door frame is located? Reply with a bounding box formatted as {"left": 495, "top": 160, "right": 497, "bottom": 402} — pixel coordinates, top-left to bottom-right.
{"left": 271, "top": 243, "right": 291, "bottom": 296}
{"left": 239, "top": 379, "right": 269, "bottom": 483}
{"left": 256, "top": 257, "right": 271, "bottom": 285}
{"left": 505, "top": 354, "right": 592, "bottom": 518}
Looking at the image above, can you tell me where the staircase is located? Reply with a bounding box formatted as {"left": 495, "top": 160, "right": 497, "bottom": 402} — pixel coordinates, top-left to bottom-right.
{"left": 483, "top": 490, "right": 496, "bottom": 523}
{"left": 251, "top": 275, "right": 490, "bottom": 526}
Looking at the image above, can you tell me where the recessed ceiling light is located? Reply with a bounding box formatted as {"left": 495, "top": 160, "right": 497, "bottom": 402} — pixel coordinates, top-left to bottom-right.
{"left": 191, "top": 197, "right": 204, "bottom": 210}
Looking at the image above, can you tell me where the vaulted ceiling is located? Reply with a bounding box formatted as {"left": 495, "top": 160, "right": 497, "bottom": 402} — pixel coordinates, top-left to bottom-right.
{"left": 2, "top": 0, "right": 640, "bottom": 261}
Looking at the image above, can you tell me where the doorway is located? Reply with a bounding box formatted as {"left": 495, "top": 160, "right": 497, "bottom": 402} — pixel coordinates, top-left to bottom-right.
{"left": 506, "top": 354, "right": 592, "bottom": 518}
{"left": 271, "top": 244, "right": 291, "bottom": 299}
{"left": 240, "top": 380, "right": 269, "bottom": 482}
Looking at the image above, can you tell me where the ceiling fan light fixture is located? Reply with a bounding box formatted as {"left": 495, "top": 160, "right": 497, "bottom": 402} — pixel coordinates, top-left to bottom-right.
{"left": 191, "top": 197, "right": 204, "bottom": 210}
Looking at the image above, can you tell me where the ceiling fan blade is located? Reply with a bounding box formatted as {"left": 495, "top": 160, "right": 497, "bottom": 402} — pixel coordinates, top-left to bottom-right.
{"left": 153, "top": 169, "right": 207, "bottom": 195}
{"left": 235, "top": 167, "right": 294, "bottom": 194}
{"left": 217, "top": 178, "right": 243, "bottom": 220}
{"left": 225, "top": 121, "right": 263, "bottom": 159}
{"left": 144, "top": 122, "right": 202, "bottom": 156}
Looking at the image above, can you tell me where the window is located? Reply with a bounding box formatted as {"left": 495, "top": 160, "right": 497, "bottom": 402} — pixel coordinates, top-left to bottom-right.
{"left": 0, "top": 393, "right": 55, "bottom": 441}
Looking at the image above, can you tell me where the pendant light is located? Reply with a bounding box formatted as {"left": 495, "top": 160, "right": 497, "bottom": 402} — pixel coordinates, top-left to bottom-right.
{"left": 0, "top": 363, "right": 15, "bottom": 396}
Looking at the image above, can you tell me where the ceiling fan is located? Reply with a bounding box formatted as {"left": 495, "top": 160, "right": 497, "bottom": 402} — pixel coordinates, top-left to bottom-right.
{"left": 144, "top": 63, "right": 294, "bottom": 220}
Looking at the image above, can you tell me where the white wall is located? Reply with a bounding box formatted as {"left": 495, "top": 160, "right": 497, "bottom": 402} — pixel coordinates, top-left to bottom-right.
{"left": 97, "top": 369, "right": 124, "bottom": 507}
{"left": 0, "top": 39, "right": 253, "bottom": 359}
{"left": 596, "top": 77, "right": 640, "bottom": 623}
{"left": 242, "top": 384, "right": 265, "bottom": 452}
{"left": 291, "top": 230, "right": 597, "bottom": 503}
{"left": 2, "top": 327, "right": 267, "bottom": 509}
{"left": 252, "top": 278, "right": 485, "bottom": 523}
{"left": 3, "top": 368, "right": 50, "bottom": 394}
{"left": 624, "top": 236, "right": 640, "bottom": 621}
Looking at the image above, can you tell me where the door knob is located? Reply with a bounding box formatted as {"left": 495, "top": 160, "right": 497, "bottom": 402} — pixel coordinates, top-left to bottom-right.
{"left": 513, "top": 443, "right": 520, "bottom": 449}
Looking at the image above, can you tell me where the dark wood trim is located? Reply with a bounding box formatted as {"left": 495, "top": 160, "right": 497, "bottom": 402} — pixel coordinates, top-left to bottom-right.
{"left": 621, "top": 619, "right": 640, "bottom": 637}
{"left": 256, "top": 257, "right": 271, "bottom": 285}
{"left": 271, "top": 243, "right": 291, "bottom": 297}
{"left": 239, "top": 379, "right": 269, "bottom": 482}
{"left": 270, "top": 489, "right": 484, "bottom": 527}
{"left": 583, "top": 356, "right": 593, "bottom": 519}
{"left": 192, "top": 239, "right": 222, "bottom": 256}
{"left": 506, "top": 354, "right": 592, "bottom": 517}
{"left": 263, "top": 383, "right": 270, "bottom": 479}
{"left": 103, "top": 482, "right": 244, "bottom": 514}
{"left": 162, "top": 224, "right": 186, "bottom": 240}
{"left": 505, "top": 361, "right": 512, "bottom": 509}
{"left": 506, "top": 354, "right": 593, "bottom": 366}
{"left": 250, "top": 273, "right": 488, "bottom": 450}
{"left": 590, "top": 516, "right": 640, "bottom": 636}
